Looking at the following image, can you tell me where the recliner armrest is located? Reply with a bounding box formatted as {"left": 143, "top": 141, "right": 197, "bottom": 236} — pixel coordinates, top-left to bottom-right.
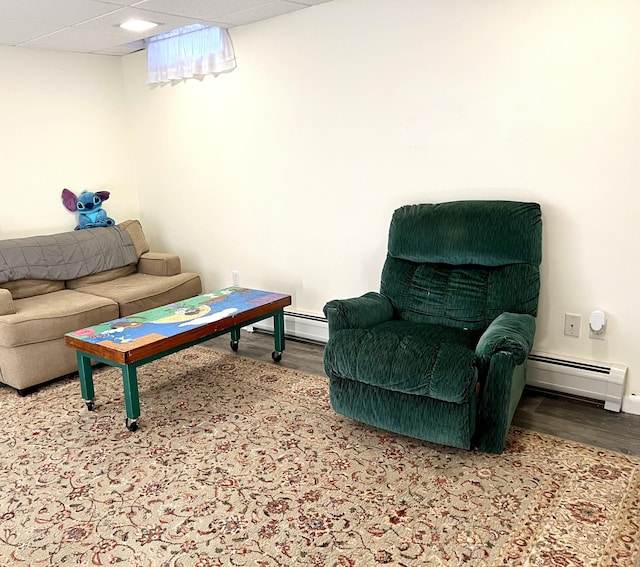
{"left": 137, "top": 252, "right": 182, "bottom": 277}
{"left": 475, "top": 312, "right": 536, "bottom": 367}
{"left": 474, "top": 313, "right": 536, "bottom": 454}
{"left": 323, "top": 292, "right": 394, "bottom": 334}
{"left": 0, "top": 288, "right": 16, "bottom": 316}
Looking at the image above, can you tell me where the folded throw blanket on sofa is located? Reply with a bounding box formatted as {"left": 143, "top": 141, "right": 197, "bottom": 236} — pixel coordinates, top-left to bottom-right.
{"left": 0, "top": 226, "right": 138, "bottom": 284}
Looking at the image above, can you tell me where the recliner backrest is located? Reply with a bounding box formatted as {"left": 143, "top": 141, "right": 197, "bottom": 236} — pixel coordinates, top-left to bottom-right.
{"left": 380, "top": 201, "right": 542, "bottom": 331}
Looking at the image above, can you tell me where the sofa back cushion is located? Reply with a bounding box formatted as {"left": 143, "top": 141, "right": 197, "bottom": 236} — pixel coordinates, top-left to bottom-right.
{"left": 66, "top": 265, "right": 137, "bottom": 289}
{"left": 0, "top": 279, "right": 64, "bottom": 300}
{"left": 380, "top": 201, "right": 542, "bottom": 331}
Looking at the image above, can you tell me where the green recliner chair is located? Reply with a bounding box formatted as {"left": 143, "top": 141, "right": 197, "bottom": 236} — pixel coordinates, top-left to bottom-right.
{"left": 323, "top": 200, "right": 542, "bottom": 454}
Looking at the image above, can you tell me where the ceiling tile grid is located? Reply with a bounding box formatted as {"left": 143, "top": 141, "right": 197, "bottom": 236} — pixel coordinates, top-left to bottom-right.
{"left": 0, "top": 0, "right": 333, "bottom": 55}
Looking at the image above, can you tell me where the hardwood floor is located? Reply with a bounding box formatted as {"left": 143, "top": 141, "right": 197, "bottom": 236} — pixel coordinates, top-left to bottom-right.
{"left": 203, "top": 330, "right": 640, "bottom": 457}
{"left": 512, "top": 388, "right": 640, "bottom": 457}
{"left": 204, "top": 329, "right": 326, "bottom": 377}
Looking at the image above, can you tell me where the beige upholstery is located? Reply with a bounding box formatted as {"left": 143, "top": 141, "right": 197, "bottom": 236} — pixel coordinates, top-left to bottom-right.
{"left": 137, "top": 252, "right": 182, "bottom": 277}
{"left": 0, "top": 292, "right": 119, "bottom": 390}
{"left": 119, "top": 219, "right": 150, "bottom": 257}
{"left": 0, "top": 338, "right": 89, "bottom": 392}
{"left": 0, "top": 290, "right": 118, "bottom": 348}
{"left": 73, "top": 272, "right": 202, "bottom": 317}
{"left": 0, "top": 289, "right": 15, "bottom": 316}
{"left": 65, "top": 265, "right": 137, "bottom": 289}
{"left": 0, "top": 279, "right": 64, "bottom": 299}
{"left": 0, "top": 220, "right": 202, "bottom": 393}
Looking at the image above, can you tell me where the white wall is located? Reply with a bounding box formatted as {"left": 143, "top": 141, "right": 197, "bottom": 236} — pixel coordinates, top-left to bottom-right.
{"left": 0, "top": 46, "right": 139, "bottom": 237}
{"left": 1, "top": 0, "right": 638, "bottom": 396}
{"left": 122, "top": 0, "right": 640, "bottom": 395}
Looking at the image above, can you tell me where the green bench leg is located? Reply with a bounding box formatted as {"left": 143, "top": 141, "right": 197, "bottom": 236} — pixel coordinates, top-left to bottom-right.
{"left": 230, "top": 326, "right": 241, "bottom": 351}
{"left": 122, "top": 364, "right": 140, "bottom": 431}
{"left": 77, "top": 351, "right": 95, "bottom": 410}
{"left": 272, "top": 310, "right": 285, "bottom": 362}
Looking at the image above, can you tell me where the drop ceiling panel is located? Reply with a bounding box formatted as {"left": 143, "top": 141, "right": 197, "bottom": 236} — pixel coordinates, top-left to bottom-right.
{"left": 23, "top": 26, "right": 138, "bottom": 52}
{"left": 73, "top": 7, "right": 211, "bottom": 39}
{"left": 96, "top": 39, "right": 145, "bottom": 56}
{"left": 0, "top": 0, "right": 118, "bottom": 27}
{"left": 216, "top": 2, "right": 307, "bottom": 27}
{"left": 0, "top": 0, "right": 334, "bottom": 55}
{"left": 135, "top": 0, "right": 286, "bottom": 20}
{"left": 0, "top": 19, "right": 61, "bottom": 45}
{"left": 100, "top": 1, "right": 147, "bottom": 5}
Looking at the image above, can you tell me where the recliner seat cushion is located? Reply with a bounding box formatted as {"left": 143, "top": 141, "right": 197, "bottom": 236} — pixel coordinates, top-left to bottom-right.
{"left": 324, "top": 320, "right": 480, "bottom": 404}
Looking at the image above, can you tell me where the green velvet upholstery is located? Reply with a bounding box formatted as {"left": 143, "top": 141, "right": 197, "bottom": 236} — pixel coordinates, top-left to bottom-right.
{"left": 323, "top": 200, "right": 542, "bottom": 454}
{"left": 387, "top": 200, "right": 542, "bottom": 266}
{"left": 324, "top": 292, "right": 394, "bottom": 333}
{"left": 324, "top": 321, "right": 480, "bottom": 402}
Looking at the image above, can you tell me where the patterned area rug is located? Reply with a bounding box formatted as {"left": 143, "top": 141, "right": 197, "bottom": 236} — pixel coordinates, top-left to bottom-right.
{"left": 0, "top": 347, "right": 638, "bottom": 567}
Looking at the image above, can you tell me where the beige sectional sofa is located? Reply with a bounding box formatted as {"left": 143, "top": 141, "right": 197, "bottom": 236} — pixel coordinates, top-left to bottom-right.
{"left": 0, "top": 220, "right": 202, "bottom": 393}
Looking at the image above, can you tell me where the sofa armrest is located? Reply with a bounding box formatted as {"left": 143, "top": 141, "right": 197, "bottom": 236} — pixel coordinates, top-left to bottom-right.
{"left": 119, "top": 219, "right": 150, "bottom": 257}
{"left": 475, "top": 312, "right": 536, "bottom": 368}
{"left": 323, "top": 292, "right": 394, "bottom": 334}
{"left": 137, "top": 253, "right": 182, "bottom": 277}
{"left": 0, "top": 288, "right": 16, "bottom": 316}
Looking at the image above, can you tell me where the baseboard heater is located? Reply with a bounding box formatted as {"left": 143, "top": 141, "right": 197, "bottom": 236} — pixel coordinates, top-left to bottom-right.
{"left": 526, "top": 351, "right": 628, "bottom": 412}
{"left": 251, "top": 310, "right": 329, "bottom": 344}
{"left": 252, "top": 316, "right": 628, "bottom": 413}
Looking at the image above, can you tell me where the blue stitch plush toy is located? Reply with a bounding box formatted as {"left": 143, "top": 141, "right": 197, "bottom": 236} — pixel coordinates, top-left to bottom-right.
{"left": 62, "top": 188, "right": 115, "bottom": 230}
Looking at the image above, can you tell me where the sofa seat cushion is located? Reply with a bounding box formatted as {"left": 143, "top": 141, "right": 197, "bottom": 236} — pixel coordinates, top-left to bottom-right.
{"left": 324, "top": 320, "right": 480, "bottom": 404}
{"left": 72, "top": 272, "right": 202, "bottom": 317}
{"left": 0, "top": 290, "right": 118, "bottom": 348}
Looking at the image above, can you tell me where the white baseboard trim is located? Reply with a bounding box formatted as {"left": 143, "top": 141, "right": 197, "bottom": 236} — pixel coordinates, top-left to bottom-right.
{"left": 252, "top": 311, "right": 328, "bottom": 344}
{"left": 526, "top": 351, "right": 628, "bottom": 412}
{"left": 622, "top": 394, "right": 640, "bottom": 415}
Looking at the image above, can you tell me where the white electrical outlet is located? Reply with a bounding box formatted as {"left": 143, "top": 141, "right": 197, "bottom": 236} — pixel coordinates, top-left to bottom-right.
{"left": 564, "top": 313, "right": 581, "bottom": 337}
{"left": 232, "top": 270, "right": 240, "bottom": 286}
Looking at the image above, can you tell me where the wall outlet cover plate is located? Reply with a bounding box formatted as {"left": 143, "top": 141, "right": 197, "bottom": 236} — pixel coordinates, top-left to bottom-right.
{"left": 564, "top": 313, "right": 581, "bottom": 337}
